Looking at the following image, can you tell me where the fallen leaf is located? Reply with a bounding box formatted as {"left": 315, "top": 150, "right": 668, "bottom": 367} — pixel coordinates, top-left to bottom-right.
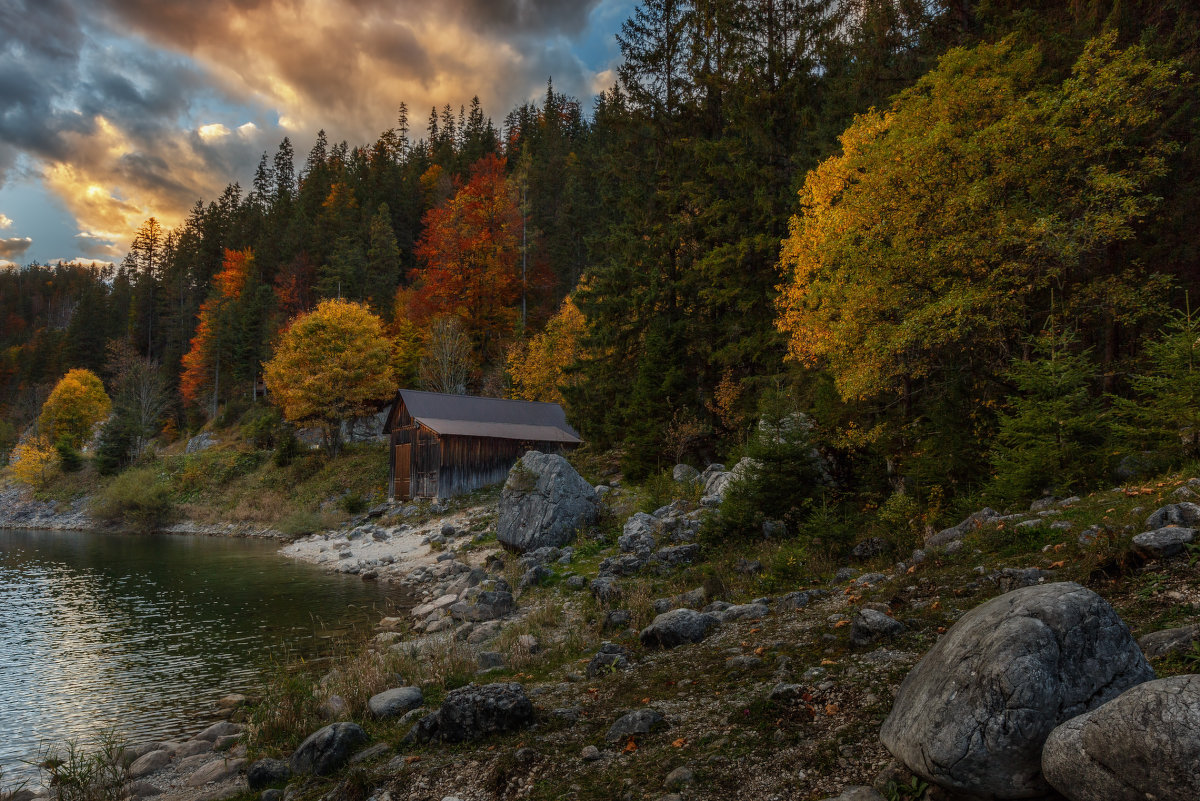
{"left": 820, "top": 659, "right": 836, "bottom": 666}
{"left": 1049, "top": 560, "right": 1066, "bottom": 569}
{"left": 749, "top": 628, "right": 761, "bottom": 634}
{"left": 404, "top": 756, "right": 421, "bottom": 764}
{"left": 641, "top": 697, "right": 650, "bottom": 704}
{"left": 906, "top": 565, "right": 917, "bottom": 574}
{"left": 937, "top": 627, "right": 946, "bottom": 634}
{"left": 931, "top": 600, "right": 942, "bottom": 611}
{"left": 624, "top": 739, "right": 638, "bottom": 753}
{"left": 834, "top": 619, "right": 850, "bottom": 628}
{"left": 754, "top": 646, "right": 766, "bottom": 657}
{"left": 672, "top": 738, "right": 686, "bottom": 748}
{"left": 825, "top": 704, "right": 839, "bottom": 715}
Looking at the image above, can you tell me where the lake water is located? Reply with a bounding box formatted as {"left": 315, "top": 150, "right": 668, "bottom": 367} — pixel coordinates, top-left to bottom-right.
{"left": 0, "top": 529, "right": 409, "bottom": 784}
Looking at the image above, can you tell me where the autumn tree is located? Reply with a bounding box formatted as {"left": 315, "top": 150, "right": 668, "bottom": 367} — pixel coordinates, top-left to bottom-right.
{"left": 776, "top": 34, "right": 1185, "bottom": 481}
{"left": 507, "top": 296, "right": 585, "bottom": 404}
{"left": 263, "top": 299, "right": 395, "bottom": 455}
{"left": 38, "top": 368, "right": 112, "bottom": 449}
{"left": 8, "top": 436, "right": 59, "bottom": 489}
{"left": 105, "top": 340, "right": 171, "bottom": 459}
{"left": 181, "top": 249, "right": 272, "bottom": 417}
{"left": 412, "top": 154, "right": 522, "bottom": 361}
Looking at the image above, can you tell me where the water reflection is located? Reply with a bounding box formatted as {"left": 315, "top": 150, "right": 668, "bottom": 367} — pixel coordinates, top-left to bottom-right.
{"left": 0, "top": 529, "right": 406, "bottom": 783}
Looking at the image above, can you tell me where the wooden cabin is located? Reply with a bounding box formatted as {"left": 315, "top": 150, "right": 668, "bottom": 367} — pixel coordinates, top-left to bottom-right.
{"left": 384, "top": 389, "right": 583, "bottom": 500}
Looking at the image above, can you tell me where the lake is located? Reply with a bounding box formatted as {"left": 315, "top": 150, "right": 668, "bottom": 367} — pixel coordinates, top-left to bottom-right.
{"left": 0, "top": 528, "right": 408, "bottom": 784}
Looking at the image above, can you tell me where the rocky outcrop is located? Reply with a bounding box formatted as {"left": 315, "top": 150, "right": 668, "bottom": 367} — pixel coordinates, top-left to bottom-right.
{"left": 1042, "top": 675, "right": 1200, "bottom": 801}
{"left": 497, "top": 452, "right": 598, "bottom": 552}
{"left": 879, "top": 582, "right": 1154, "bottom": 799}
{"left": 403, "top": 682, "right": 534, "bottom": 743}
{"left": 289, "top": 722, "right": 369, "bottom": 776}
{"left": 926, "top": 508, "right": 1001, "bottom": 547}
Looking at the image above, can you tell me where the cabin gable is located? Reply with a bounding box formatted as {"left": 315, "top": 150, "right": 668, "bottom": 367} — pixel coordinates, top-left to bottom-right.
{"left": 387, "top": 390, "right": 581, "bottom": 501}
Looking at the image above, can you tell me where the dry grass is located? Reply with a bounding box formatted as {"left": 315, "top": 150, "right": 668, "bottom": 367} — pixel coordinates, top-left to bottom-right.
{"left": 387, "top": 634, "right": 477, "bottom": 691}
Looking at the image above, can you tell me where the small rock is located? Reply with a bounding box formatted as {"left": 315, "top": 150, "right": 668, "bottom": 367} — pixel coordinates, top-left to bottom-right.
{"left": 129, "top": 750, "right": 171, "bottom": 779}
{"left": 317, "top": 695, "right": 349, "bottom": 721}
{"left": 289, "top": 723, "right": 369, "bottom": 776}
{"left": 186, "top": 758, "right": 246, "bottom": 787}
{"left": 348, "top": 743, "right": 392, "bottom": 765}
{"left": 640, "top": 609, "right": 720, "bottom": 649}
{"left": 216, "top": 694, "right": 248, "bottom": 709}
{"left": 664, "top": 766, "right": 695, "bottom": 789}
{"left": 368, "top": 687, "right": 423, "bottom": 719}
{"left": 195, "top": 721, "right": 242, "bottom": 742}
{"left": 587, "top": 643, "right": 631, "bottom": 678}
{"left": 403, "top": 682, "right": 533, "bottom": 743}
{"left": 850, "top": 609, "right": 904, "bottom": 647}
{"left": 174, "top": 740, "right": 212, "bottom": 758}
{"left": 1137, "top": 625, "right": 1200, "bottom": 659}
{"left": 605, "top": 709, "right": 666, "bottom": 743}
{"left": 817, "top": 788, "right": 886, "bottom": 801}
{"left": 735, "top": 558, "right": 763, "bottom": 574}
{"left": 852, "top": 538, "right": 890, "bottom": 560}
{"left": 261, "top": 791, "right": 282, "bottom": 801}
{"left": 247, "top": 759, "right": 292, "bottom": 790}
{"left": 1145, "top": 502, "right": 1200, "bottom": 530}
{"left": 581, "top": 745, "right": 602, "bottom": 761}
{"left": 1132, "top": 527, "right": 1195, "bottom": 559}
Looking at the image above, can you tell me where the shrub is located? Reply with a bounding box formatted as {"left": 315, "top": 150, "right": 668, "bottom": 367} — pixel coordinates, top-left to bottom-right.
{"left": 93, "top": 416, "right": 137, "bottom": 476}
{"left": 9, "top": 436, "right": 59, "bottom": 489}
{"left": 91, "top": 467, "right": 174, "bottom": 532}
{"left": 39, "top": 369, "right": 112, "bottom": 449}
{"left": 276, "top": 510, "right": 329, "bottom": 538}
{"left": 338, "top": 491, "right": 368, "bottom": 515}
{"left": 37, "top": 730, "right": 129, "bottom": 801}
{"left": 241, "top": 405, "right": 283, "bottom": 449}
{"left": 716, "top": 400, "right": 826, "bottom": 539}
{"left": 56, "top": 439, "right": 83, "bottom": 473}
{"left": 273, "top": 429, "right": 301, "bottom": 467}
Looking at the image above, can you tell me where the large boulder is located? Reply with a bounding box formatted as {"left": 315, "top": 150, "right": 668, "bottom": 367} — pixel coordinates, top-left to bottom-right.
{"left": 497, "top": 452, "right": 598, "bottom": 552}
{"left": 640, "top": 608, "right": 720, "bottom": 649}
{"left": 1042, "top": 675, "right": 1200, "bottom": 801}
{"left": 289, "top": 722, "right": 369, "bottom": 776}
{"left": 879, "top": 582, "right": 1154, "bottom": 799}
{"left": 403, "top": 682, "right": 533, "bottom": 743}
{"left": 618, "top": 512, "right": 659, "bottom": 555}
{"left": 702, "top": 457, "right": 760, "bottom": 504}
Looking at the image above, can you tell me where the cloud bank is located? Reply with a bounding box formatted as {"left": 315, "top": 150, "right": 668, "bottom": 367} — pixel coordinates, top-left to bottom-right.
{"left": 0, "top": 0, "right": 613, "bottom": 262}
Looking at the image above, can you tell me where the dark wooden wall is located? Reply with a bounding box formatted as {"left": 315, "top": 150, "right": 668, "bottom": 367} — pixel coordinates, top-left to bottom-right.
{"left": 388, "top": 400, "right": 576, "bottom": 499}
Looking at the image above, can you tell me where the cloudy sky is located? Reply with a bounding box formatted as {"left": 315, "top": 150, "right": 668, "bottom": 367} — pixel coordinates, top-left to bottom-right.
{"left": 0, "top": 0, "right": 633, "bottom": 267}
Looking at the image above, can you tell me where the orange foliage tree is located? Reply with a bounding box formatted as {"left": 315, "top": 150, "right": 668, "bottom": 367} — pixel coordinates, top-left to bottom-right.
{"left": 180, "top": 248, "right": 256, "bottom": 415}
{"left": 411, "top": 154, "right": 522, "bottom": 361}
{"left": 506, "top": 296, "right": 585, "bottom": 404}
{"left": 262, "top": 299, "right": 395, "bottom": 455}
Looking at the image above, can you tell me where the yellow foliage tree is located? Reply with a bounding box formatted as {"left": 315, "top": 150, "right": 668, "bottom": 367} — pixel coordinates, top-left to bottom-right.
{"left": 263, "top": 299, "right": 396, "bottom": 455}
{"left": 506, "top": 297, "right": 585, "bottom": 404}
{"left": 9, "top": 436, "right": 59, "bottom": 489}
{"left": 39, "top": 368, "right": 112, "bottom": 449}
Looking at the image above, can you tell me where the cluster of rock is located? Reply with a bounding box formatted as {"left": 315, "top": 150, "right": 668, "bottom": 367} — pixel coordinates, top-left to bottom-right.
{"left": 873, "top": 582, "right": 1198, "bottom": 801}
{"left": 0, "top": 485, "right": 94, "bottom": 531}
{"left": 103, "top": 718, "right": 250, "bottom": 800}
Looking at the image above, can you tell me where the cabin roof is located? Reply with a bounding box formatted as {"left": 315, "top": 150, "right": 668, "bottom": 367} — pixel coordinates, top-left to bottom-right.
{"left": 386, "top": 389, "right": 582, "bottom": 444}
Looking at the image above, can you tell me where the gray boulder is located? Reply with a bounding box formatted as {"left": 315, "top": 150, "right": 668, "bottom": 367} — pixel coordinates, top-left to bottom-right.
{"left": 129, "top": 750, "right": 171, "bottom": 778}
{"left": 850, "top": 609, "right": 904, "bottom": 647}
{"left": 186, "top": 757, "right": 245, "bottom": 787}
{"left": 586, "top": 643, "right": 631, "bottom": 678}
{"left": 879, "top": 582, "right": 1154, "bottom": 799}
{"left": 497, "top": 451, "right": 597, "bottom": 553}
{"left": 927, "top": 508, "right": 1001, "bottom": 547}
{"left": 1145, "top": 502, "right": 1200, "bottom": 530}
{"left": 605, "top": 708, "right": 666, "bottom": 743}
{"left": 196, "top": 721, "right": 242, "bottom": 741}
{"left": 1138, "top": 625, "right": 1200, "bottom": 660}
{"left": 649, "top": 544, "right": 700, "bottom": 572}
{"left": 672, "top": 464, "right": 700, "bottom": 483}
{"left": 448, "top": 590, "right": 514, "bottom": 622}
{"left": 618, "top": 512, "right": 659, "bottom": 554}
{"left": 403, "top": 682, "right": 533, "bottom": 743}
{"left": 702, "top": 457, "right": 760, "bottom": 503}
{"left": 289, "top": 722, "right": 369, "bottom": 776}
{"left": 1042, "top": 675, "right": 1200, "bottom": 801}
{"left": 367, "top": 687, "right": 423, "bottom": 719}
{"left": 246, "top": 759, "right": 291, "bottom": 790}
{"left": 1132, "top": 526, "right": 1195, "bottom": 559}
{"left": 640, "top": 608, "right": 720, "bottom": 649}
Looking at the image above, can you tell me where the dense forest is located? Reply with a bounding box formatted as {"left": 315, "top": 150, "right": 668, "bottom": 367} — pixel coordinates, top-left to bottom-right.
{"left": 3, "top": 0, "right": 1200, "bottom": 522}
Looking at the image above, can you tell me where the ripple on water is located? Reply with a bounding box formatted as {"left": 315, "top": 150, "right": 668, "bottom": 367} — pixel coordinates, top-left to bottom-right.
{"left": 0, "top": 529, "right": 407, "bottom": 785}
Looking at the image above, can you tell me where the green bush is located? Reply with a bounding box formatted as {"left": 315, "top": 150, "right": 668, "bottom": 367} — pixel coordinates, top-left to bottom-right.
{"left": 91, "top": 467, "right": 174, "bottom": 532}
{"left": 273, "top": 430, "right": 301, "bottom": 467}
{"left": 276, "top": 510, "right": 328, "bottom": 538}
{"left": 56, "top": 439, "right": 83, "bottom": 473}
{"left": 93, "top": 416, "right": 136, "bottom": 476}
{"left": 241, "top": 405, "right": 283, "bottom": 449}
{"left": 338, "top": 491, "right": 368, "bottom": 515}
{"left": 714, "top": 398, "right": 826, "bottom": 540}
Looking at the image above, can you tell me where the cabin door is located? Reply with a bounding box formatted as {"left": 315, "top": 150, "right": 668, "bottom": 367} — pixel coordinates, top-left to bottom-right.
{"left": 394, "top": 443, "right": 411, "bottom": 500}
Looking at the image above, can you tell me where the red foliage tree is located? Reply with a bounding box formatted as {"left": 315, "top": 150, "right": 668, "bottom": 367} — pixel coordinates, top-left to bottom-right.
{"left": 180, "top": 248, "right": 252, "bottom": 410}
{"left": 411, "top": 154, "right": 522, "bottom": 360}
